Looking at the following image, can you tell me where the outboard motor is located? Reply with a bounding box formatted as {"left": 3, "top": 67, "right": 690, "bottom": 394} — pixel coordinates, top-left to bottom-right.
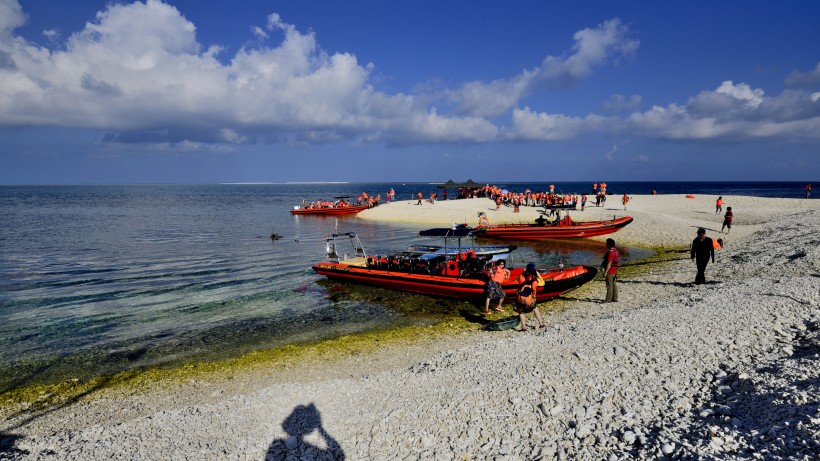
{"left": 326, "top": 240, "right": 338, "bottom": 260}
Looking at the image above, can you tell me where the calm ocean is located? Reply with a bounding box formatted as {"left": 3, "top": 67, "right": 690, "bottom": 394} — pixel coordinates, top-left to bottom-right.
{"left": 0, "top": 182, "right": 814, "bottom": 389}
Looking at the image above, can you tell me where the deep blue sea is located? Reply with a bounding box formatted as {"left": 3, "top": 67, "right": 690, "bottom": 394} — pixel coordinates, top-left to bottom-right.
{"left": 0, "top": 182, "right": 814, "bottom": 389}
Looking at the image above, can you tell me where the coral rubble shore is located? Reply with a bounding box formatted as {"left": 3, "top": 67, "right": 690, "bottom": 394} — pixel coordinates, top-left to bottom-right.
{"left": 2, "top": 198, "right": 819, "bottom": 460}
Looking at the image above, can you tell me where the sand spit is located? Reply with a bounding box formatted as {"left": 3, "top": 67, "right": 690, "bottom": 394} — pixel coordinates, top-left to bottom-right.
{"left": 360, "top": 194, "right": 818, "bottom": 248}
{"left": 2, "top": 199, "right": 819, "bottom": 460}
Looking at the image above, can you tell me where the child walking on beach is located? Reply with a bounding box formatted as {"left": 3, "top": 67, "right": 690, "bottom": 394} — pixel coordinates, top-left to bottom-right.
{"left": 721, "top": 207, "right": 733, "bottom": 233}
{"left": 622, "top": 193, "right": 630, "bottom": 210}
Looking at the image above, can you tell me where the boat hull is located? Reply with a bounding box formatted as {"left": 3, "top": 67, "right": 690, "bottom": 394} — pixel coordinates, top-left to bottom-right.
{"left": 477, "top": 216, "right": 633, "bottom": 239}
{"left": 313, "top": 263, "right": 597, "bottom": 302}
{"left": 290, "top": 206, "right": 368, "bottom": 215}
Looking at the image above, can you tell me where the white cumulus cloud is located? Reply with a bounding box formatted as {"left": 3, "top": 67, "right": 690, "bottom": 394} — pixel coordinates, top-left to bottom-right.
{"left": 619, "top": 79, "right": 820, "bottom": 141}
{"left": 0, "top": 0, "right": 500, "bottom": 146}
{"left": 600, "top": 94, "right": 642, "bottom": 113}
{"left": 0, "top": 0, "right": 818, "bottom": 151}
{"left": 444, "top": 18, "right": 638, "bottom": 118}
{"left": 785, "top": 61, "right": 820, "bottom": 88}
{"left": 503, "top": 107, "right": 607, "bottom": 140}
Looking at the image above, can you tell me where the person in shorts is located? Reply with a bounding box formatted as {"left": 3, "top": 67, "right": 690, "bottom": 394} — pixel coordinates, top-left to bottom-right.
{"left": 484, "top": 259, "right": 510, "bottom": 314}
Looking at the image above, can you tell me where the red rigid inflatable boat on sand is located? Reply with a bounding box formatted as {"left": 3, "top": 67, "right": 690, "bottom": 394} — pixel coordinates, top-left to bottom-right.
{"left": 290, "top": 195, "right": 368, "bottom": 215}
{"left": 312, "top": 228, "right": 597, "bottom": 302}
{"left": 475, "top": 214, "right": 633, "bottom": 239}
{"left": 290, "top": 205, "right": 368, "bottom": 215}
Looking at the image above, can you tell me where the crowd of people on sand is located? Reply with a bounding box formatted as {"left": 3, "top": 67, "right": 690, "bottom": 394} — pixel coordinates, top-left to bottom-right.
{"left": 478, "top": 189, "right": 749, "bottom": 331}
{"left": 403, "top": 182, "right": 619, "bottom": 211}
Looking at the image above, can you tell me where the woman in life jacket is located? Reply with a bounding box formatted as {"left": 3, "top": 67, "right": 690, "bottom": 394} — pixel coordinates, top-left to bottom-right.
{"left": 515, "top": 263, "right": 546, "bottom": 331}
{"left": 484, "top": 259, "right": 509, "bottom": 314}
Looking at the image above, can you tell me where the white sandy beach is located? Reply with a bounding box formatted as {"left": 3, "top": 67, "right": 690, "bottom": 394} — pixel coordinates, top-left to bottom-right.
{"left": 2, "top": 195, "right": 818, "bottom": 460}
{"left": 360, "top": 193, "right": 818, "bottom": 248}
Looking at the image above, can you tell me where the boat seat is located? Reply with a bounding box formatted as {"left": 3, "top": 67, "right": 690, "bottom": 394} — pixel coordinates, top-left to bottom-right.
{"left": 343, "top": 257, "right": 368, "bottom": 267}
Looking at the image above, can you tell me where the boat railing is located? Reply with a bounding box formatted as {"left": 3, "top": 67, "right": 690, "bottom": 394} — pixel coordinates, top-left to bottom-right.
{"left": 363, "top": 250, "right": 492, "bottom": 277}
{"left": 326, "top": 232, "right": 368, "bottom": 263}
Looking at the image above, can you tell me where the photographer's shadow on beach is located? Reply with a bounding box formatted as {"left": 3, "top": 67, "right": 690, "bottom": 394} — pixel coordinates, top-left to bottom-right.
{"left": 265, "top": 403, "right": 345, "bottom": 460}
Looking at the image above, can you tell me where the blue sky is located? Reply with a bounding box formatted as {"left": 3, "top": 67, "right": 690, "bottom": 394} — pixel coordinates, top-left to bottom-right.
{"left": 1, "top": 0, "right": 819, "bottom": 184}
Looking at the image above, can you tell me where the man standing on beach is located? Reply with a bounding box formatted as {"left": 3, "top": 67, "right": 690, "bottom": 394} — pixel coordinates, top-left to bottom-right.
{"left": 691, "top": 228, "right": 715, "bottom": 285}
{"left": 807, "top": 184, "right": 812, "bottom": 198}
{"left": 601, "top": 238, "right": 619, "bottom": 302}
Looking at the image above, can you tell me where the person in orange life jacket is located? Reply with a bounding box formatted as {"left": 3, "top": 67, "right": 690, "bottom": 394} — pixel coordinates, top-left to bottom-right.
{"left": 601, "top": 238, "right": 620, "bottom": 302}
{"left": 581, "top": 194, "right": 587, "bottom": 211}
{"left": 484, "top": 259, "right": 510, "bottom": 314}
{"left": 721, "top": 207, "right": 733, "bottom": 233}
{"left": 691, "top": 228, "right": 715, "bottom": 285}
{"left": 715, "top": 196, "right": 723, "bottom": 214}
{"left": 806, "top": 184, "right": 812, "bottom": 198}
{"left": 515, "top": 263, "right": 545, "bottom": 331}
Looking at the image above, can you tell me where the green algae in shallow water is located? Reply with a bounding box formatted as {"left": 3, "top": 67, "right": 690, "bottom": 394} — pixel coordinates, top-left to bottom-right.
{"left": 2, "top": 248, "right": 673, "bottom": 413}
{"left": 316, "top": 278, "right": 480, "bottom": 318}
{"left": 0, "top": 318, "right": 476, "bottom": 413}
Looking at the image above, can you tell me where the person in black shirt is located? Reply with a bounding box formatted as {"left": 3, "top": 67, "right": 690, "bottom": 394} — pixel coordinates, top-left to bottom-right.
{"left": 690, "top": 228, "right": 715, "bottom": 285}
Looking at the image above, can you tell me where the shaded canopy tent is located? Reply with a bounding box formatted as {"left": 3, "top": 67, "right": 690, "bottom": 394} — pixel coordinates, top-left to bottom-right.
{"left": 437, "top": 179, "right": 483, "bottom": 189}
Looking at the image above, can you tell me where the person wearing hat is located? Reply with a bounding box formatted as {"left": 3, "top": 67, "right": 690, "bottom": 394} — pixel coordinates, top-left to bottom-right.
{"left": 515, "top": 263, "right": 546, "bottom": 331}
{"left": 690, "top": 228, "right": 715, "bottom": 285}
{"left": 601, "top": 238, "right": 620, "bottom": 302}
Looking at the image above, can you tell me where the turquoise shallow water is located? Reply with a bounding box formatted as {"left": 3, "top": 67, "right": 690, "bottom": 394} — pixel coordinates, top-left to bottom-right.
{"left": 2, "top": 181, "right": 810, "bottom": 389}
